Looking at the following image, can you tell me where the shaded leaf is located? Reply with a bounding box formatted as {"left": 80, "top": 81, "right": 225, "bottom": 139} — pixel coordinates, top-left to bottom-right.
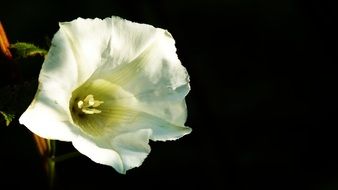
{"left": 0, "top": 111, "right": 15, "bottom": 126}
{"left": 10, "top": 42, "right": 47, "bottom": 58}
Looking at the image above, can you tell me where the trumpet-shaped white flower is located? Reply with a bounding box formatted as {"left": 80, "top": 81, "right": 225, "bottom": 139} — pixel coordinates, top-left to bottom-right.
{"left": 19, "top": 16, "right": 191, "bottom": 174}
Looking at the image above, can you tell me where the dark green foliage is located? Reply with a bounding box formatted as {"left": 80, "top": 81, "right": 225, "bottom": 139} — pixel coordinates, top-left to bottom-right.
{"left": 10, "top": 42, "right": 47, "bottom": 58}
{"left": 0, "top": 111, "right": 15, "bottom": 126}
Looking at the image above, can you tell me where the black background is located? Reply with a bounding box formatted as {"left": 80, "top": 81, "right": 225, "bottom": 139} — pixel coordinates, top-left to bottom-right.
{"left": 1, "top": 0, "right": 338, "bottom": 189}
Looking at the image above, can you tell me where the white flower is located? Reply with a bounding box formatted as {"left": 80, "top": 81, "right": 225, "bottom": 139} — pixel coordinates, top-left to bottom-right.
{"left": 19, "top": 16, "right": 191, "bottom": 174}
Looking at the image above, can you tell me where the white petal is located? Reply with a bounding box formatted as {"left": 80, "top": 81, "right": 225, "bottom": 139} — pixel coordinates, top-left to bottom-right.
{"left": 111, "top": 129, "right": 152, "bottom": 173}
{"left": 40, "top": 29, "right": 79, "bottom": 97}
{"left": 19, "top": 90, "right": 79, "bottom": 141}
{"left": 97, "top": 16, "right": 159, "bottom": 72}
{"left": 72, "top": 129, "right": 152, "bottom": 174}
{"left": 60, "top": 16, "right": 159, "bottom": 85}
{"left": 125, "top": 111, "right": 192, "bottom": 141}
{"left": 19, "top": 23, "right": 83, "bottom": 141}
{"left": 72, "top": 135, "right": 124, "bottom": 173}
{"left": 95, "top": 28, "right": 191, "bottom": 140}
{"left": 131, "top": 31, "right": 191, "bottom": 137}
{"left": 58, "top": 18, "right": 112, "bottom": 85}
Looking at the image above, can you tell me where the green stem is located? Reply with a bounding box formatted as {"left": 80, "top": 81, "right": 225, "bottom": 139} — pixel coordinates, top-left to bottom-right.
{"left": 45, "top": 140, "right": 81, "bottom": 189}
{"left": 47, "top": 139, "right": 56, "bottom": 190}
{"left": 54, "top": 151, "right": 81, "bottom": 163}
{"left": 47, "top": 139, "right": 56, "bottom": 156}
{"left": 47, "top": 157, "right": 55, "bottom": 190}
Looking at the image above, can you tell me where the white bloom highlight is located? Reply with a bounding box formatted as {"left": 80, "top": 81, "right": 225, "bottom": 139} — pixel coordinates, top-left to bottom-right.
{"left": 19, "top": 16, "right": 191, "bottom": 174}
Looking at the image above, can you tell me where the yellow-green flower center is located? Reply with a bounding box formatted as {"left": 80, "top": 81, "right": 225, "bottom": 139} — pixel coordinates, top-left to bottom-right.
{"left": 69, "top": 79, "right": 138, "bottom": 137}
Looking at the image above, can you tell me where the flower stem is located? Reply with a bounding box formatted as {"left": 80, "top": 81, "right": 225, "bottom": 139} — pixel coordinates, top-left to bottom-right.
{"left": 47, "top": 139, "right": 56, "bottom": 190}
{"left": 47, "top": 156, "right": 55, "bottom": 190}
{"left": 54, "top": 151, "right": 81, "bottom": 162}
{"left": 33, "top": 137, "right": 81, "bottom": 189}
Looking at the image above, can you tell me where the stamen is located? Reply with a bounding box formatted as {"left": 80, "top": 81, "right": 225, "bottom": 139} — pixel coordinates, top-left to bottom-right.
{"left": 77, "top": 94, "right": 104, "bottom": 114}
{"left": 77, "top": 100, "right": 84, "bottom": 109}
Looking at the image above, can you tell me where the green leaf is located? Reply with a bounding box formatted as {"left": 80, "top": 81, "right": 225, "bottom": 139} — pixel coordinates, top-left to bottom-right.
{"left": 0, "top": 111, "right": 15, "bottom": 126}
{"left": 10, "top": 42, "right": 47, "bottom": 58}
